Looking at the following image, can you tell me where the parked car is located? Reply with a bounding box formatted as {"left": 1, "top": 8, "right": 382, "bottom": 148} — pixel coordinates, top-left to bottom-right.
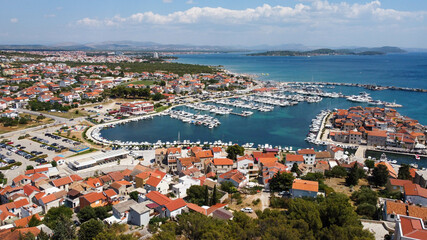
{"left": 240, "top": 207, "right": 253, "bottom": 213}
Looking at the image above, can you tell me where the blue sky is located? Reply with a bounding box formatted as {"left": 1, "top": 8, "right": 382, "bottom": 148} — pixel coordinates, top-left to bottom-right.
{"left": 1, "top": 0, "right": 427, "bottom": 48}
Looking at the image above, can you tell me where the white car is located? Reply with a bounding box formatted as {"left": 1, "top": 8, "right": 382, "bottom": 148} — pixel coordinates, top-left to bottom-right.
{"left": 240, "top": 207, "right": 253, "bottom": 213}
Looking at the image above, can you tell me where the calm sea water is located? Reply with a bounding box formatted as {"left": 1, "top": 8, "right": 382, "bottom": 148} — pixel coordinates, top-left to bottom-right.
{"left": 102, "top": 53, "right": 427, "bottom": 166}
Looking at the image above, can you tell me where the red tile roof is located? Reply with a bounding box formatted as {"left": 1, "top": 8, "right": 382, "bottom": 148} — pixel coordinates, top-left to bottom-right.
{"left": 213, "top": 158, "right": 233, "bottom": 166}
{"left": 286, "top": 154, "right": 304, "bottom": 162}
{"left": 164, "top": 198, "right": 187, "bottom": 212}
{"left": 297, "top": 149, "right": 315, "bottom": 155}
{"left": 145, "top": 191, "right": 171, "bottom": 206}
{"left": 292, "top": 179, "right": 318, "bottom": 192}
{"left": 399, "top": 215, "right": 427, "bottom": 240}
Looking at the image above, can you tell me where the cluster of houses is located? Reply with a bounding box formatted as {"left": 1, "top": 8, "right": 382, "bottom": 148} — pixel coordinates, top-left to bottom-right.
{"left": 0, "top": 51, "right": 255, "bottom": 121}
{"left": 330, "top": 106, "right": 426, "bottom": 149}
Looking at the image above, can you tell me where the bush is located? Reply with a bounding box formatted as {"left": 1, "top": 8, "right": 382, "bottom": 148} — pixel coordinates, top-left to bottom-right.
{"left": 252, "top": 198, "right": 261, "bottom": 206}
{"left": 270, "top": 196, "right": 290, "bottom": 208}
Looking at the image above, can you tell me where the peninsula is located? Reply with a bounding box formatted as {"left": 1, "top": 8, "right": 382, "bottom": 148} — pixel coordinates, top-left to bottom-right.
{"left": 248, "top": 46, "right": 405, "bottom": 56}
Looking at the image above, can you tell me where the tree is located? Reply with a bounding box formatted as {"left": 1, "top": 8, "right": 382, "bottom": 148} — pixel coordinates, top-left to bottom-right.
{"left": 94, "top": 206, "right": 111, "bottom": 220}
{"left": 269, "top": 172, "right": 295, "bottom": 192}
{"left": 78, "top": 206, "right": 97, "bottom": 223}
{"left": 37, "top": 230, "right": 50, "bottom": 240}
{"left": 398, "top": 164, "right": 412, "bottom": 180}
{"left": 78, "top": 219, "right": 104, "bottom": 240}
{"left": 28, "top": 215, "right": 42, "bottom": 227}
{"left": 211, "top": 185, "right": 218, "bottom": 206}
{"left": 203, "top": 185, "right": 210, "bottom": 206}
{"left": 51, "top": 160, "right": 57, "bottom": 167}
{"left": 43, "top": 206, "right": 73, "bottom": 229}
{"left": 372, "top": 164, "right": 389, "bottom": 187}
{"left": 226, "top": 145, "right": 244, "bottom": 160}
{"left": 52, "top": 214, "right": 77, "bottom": 240}
{"left": 220, "top": 181, "right": 237, "bottom": 194}
{"left": 186, "top": 185, "right": 206, "bottom": 206}
{"left": 364, "top": 159, "right": 375, "bottom": 172}
{"left": 152, "top": 93, "right": 165, "bottom": 101}
{"left": 325, "top": 166, "right": 347, "bottom": 178}
{"left": 351, "top": 186, "right": 378, "bottom": 206}
{"left": 288, "top": 198, "right": 323, "bottom": 233}
{"left": 345, "top": 164, "right": 365, "bottom": 186}
{"left": 26, "top": 165, "right": 34, "bottom": 170}
{"left": 129, "top": 191, "right": 139, "bottom": 201}
{"left": 356, "top": 203, "right": 377, "bottom": 219}
{"left": 19, "top": 232, "right": 35, "bottom": 240}
{"left": 291, "top": 163, "right": 302, "bottom": 176}
{"left": 319, "top": 193, "right": 360, "bottom": 228}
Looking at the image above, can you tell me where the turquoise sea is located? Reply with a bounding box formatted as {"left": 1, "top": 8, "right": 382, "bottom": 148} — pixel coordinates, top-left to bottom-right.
{"left": 101, "top": 53, "right": 427, "bottom": 166}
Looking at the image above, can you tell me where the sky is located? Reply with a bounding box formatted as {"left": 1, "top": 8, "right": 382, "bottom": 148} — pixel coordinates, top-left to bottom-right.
{"left": 1, "top": 0, "right": 427, "bottom": 48}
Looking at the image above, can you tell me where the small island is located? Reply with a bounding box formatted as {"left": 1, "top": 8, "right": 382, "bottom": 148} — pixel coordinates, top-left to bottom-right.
{"left": 248, "top": 46, "right": 405, "bottom": 57}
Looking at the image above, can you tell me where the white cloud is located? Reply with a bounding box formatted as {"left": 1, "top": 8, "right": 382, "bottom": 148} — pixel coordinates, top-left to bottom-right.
{"left": 76, "top": 17, "right": 102, "bottom": 27}
{"left": 186, "top": 0, "right": 194, "bottom": 4}
{"left": 10, "top": 18, "right": 18, "bottom": 23}
{"left": 44, "top": 14, "right": 56, "bottom": 18}
{"left": 163, "top": 0, "right": 173, "bottom": 3}
{"left": 75, "top": 1, "right": 426, "bottom": 27}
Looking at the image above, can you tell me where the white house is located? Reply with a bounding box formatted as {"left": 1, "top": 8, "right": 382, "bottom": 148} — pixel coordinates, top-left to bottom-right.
{"left": 171, "top": 176, "right": 200, "bottom": 198}
{"left": 144, "top": 175, "right": 171, "bottom": 195}
{"left": 297, "top": 149, "right": 316, "bottom": 165}
{"left": 218, "top": 170, "right": 248, "bottom": 188}
{"left": 404, "top": 183, "right": 427, "bottom": 207}
{"left": 163, "top": 198, "right": 187, "bottom": 218}
{"left": 129, "top": 202, "right": 151, "bottom": 226}
{"left": 290, "top": 179, "right": 319, "bottom": 198}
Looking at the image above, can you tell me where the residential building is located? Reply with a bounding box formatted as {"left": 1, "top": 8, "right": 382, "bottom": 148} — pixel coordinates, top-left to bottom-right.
{"left": 291, "top": 179, "right": 319, "bottom": 198}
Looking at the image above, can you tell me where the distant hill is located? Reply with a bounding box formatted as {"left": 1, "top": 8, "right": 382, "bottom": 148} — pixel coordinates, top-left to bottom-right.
{"left": 0, "top": 41, "right": 241, "bottom": 52}
{"left": 247, "top": 47, "right": 406, "bottom": 56}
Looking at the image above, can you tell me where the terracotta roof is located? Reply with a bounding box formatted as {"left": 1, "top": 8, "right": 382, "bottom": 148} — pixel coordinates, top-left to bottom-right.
{"left": 213, "top": 158, "right": 233, "bottom": 166}
{"left": 375, "top": 161, "right": 397, "bottom": 178}
{"left": 0, "top": 227, "right": 40, "bottom": 240}
{"left": 286, "top": 154, "right": 304, "bottom": 162}
{"left": 146, "top": 176, "right": 163, "bottom": 187}
{"left": 103, "top": 189, "right": 118, "bottom": 198}
{"left": 389, "top": 179, "right": 412, "bottom": 187}
{"left": 12, "top": 198, "right": 30, "bottom": 209}
{"left": 315, "top": 151, "right": 331, "bottom": 159}
{"left": 40, "top": 194, "right": 57, "bottom": 204}
{"left": 292, "top": 179, "right": 319, "bottom": 192}
{"left": 386, "top": 201, "right": 427, "bottom": 221}
{"left": 195, "top": 150, "right": 213, "bottom": 159}
{"left": 207, "top": 203, "right": 227, "bottom": 215}
{"left": 23, "top": 185, "right": 40, "bottom": 196}
{"left": 368, "top": 130, "right": 387, "bottom": 138}
{"left": 14, "top": 214, "right": 41, "bottom": 227}
{"left": 108, "top": 171, "right": 124, "bottom": 181}
{"left": 52, "top": 176, "right": 72, "bottom": 187}
{"left": 258, "top": 157, "right": 277, "bottom": 166}
{"left": 145, "top": 191, "right": 171, "bottom": 205}
{"left": 81, "top": 192, "right": 106, "bottom": 203}
{"left": 398, "top": 215, "right": 427, "bottom": 240}
{"left": 187, "top": 203, "right": 207, "bottom": 215}
{"left": 164, "top": 198, "right": 187, "bottom": 212}
{"left": 219, "top": 170, "right": 246, "bottom": 184}
{"left": 297, "top": 149, "right": 316, "bottom": 155}
{"left": 404, "top": 183, "right": 427, "bottom": 199}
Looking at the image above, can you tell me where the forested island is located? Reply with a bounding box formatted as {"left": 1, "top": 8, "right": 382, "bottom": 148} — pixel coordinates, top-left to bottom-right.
{"left": 248, "top": 46, "right": 405, "bottom": 56}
